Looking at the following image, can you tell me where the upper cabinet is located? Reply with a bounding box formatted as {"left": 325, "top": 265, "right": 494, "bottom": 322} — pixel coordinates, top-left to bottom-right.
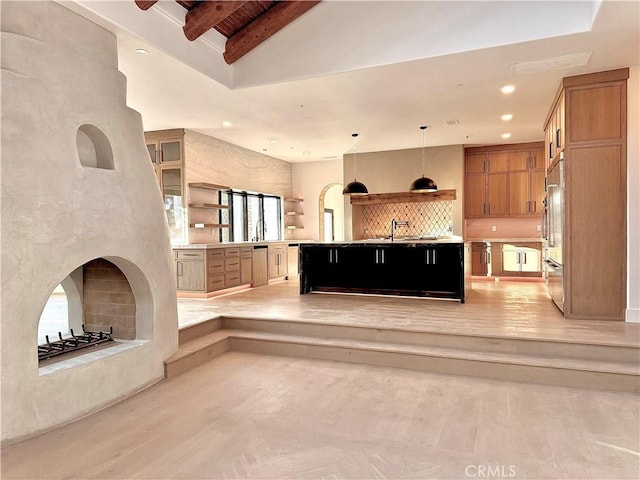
{"left": 145, "top": 129, "right": 184, "bottom": 165}
{"left": 464, "top": 143, "right": 544, "bottom": 218}
{"left": 145, "top": 129, "right": 186, "bottom": 244}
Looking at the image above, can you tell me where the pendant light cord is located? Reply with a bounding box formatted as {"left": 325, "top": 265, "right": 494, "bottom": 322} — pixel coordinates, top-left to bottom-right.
{"left": 352, "top": 132, "right": 359, "bottom": 180}
{"left": 420, "top": 125, "right": 427, "bottom": 177}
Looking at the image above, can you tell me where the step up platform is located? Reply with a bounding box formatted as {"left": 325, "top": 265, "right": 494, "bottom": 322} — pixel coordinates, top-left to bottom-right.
{"left": 164, "top": 316, "right": 640, "bottom": 393}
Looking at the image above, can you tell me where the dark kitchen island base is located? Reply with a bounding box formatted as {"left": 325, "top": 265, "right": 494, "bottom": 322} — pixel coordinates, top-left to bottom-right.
{"left": 300, "top": 241, "right": 471, "bottom": 303}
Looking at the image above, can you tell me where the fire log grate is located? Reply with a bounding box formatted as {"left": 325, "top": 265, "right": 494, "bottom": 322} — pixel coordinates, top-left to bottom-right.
{"left": 38, "top": 325, "right": 114, "bottom": 361}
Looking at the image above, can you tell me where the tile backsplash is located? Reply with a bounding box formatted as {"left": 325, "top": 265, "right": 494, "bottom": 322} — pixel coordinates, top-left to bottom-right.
{"left": 361, "top": 201, "right": 453, "bottom": 238}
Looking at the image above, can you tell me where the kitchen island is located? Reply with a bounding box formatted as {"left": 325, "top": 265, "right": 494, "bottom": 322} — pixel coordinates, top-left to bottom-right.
{"left": 300, "top": 238, "right": 471, "bottom": 302}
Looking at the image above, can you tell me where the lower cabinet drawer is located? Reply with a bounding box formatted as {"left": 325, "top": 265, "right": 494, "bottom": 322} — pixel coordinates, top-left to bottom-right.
{"left": 207, "top": 274, "right": 225, "bottom": 291}
{"left": 240, "top": 246, "right": 253, "bottom": 257}
{"left": 225, "top": 272, "right": 241, "bottom": 287}
{"left": 225, "top": 258, "right": 240, "bottom": 271}
{"left": 176, "top": 250, "right": 204, "bottom": 260}
{"left": 225, "top": 248, "right": 240, "bottom": 257}
{"left": 208, "top": 259, "right": 224, "bottom": 275}
{"left": 207, "top": 249, "right": 224, "bottom": 260}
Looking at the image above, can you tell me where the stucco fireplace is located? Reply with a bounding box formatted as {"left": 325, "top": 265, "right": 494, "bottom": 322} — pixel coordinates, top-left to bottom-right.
{"left": 1, "top": 1, "right": 178, "bottom": 443}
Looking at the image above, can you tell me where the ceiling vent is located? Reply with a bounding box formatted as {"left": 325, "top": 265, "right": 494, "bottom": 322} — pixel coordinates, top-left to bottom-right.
{"left": 510, "top": 51, "right": 592, "bottom": 76}
{"left": 446, "top": 119, "right": 460, "bottom": 126}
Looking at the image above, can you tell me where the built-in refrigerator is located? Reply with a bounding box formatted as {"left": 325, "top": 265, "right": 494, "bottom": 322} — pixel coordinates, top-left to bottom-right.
{"left": 544, "top": 156, "right": 564, "bottom": 312}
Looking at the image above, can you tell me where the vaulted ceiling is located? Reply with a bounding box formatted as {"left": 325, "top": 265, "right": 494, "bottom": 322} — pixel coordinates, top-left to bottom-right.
{"left": 134, "top": 0, "right": 320, "bottom": 64}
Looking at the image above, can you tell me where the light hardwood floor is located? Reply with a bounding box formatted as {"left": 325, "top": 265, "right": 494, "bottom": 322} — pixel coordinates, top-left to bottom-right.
{"left": 2, "top": 352, "right": 638, "bottom": 479}
{"left": 3, "top": 280, "right": 639, "bottom": 479}
{"left": 178, "top": 279, "right": 640, "bottom": 346}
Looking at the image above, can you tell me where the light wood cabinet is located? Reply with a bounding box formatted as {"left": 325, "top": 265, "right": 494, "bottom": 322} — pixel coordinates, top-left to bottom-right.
{"left": 491, "top": 242, "right": 542, "bottom": 278}
{"left": 465, "top": 143, "right": 545, "bottom": 218}
{"left": 175, "top": 249, "right": 205, "bottom": 291}
{"left": 145, "top": 129, "right": 184, "bottom": 165}
{"left": 287, "top": 244, "right": 300, "bottom": 279}
{"left": 268, "top": 243, "right": 288, "bottom": 280}
{"left": 252, "top": 247, "right": 269, "bottom": 287}
{"left": 464, "top": 153, "right": 510, "bottom": 217}
{"left": 240, "top": 247, "right": 252, "bottom": 285}
{"left": 471, "top": 242, "right": 489, "bottom": 276}
{"left": 542, "top": 68, "right": 628, "bottom": 320}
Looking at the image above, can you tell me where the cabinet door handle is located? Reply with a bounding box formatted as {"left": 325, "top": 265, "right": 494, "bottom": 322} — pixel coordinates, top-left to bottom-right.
{"left": 487, "top": 203, "right": 491, "bottom": 215}
{"left": 487, "top": 159, "right": 491, "bottom": 172}
{"left": 482, "top": 160, "right": 486, "bottom": 172}
{"left": 487, "top": 252, "right": 491, "bottom": 265}
{"left": 154, "top": 150, "right": 159, "bottom": 164}
{"left": 432, "top": 249, "right": 437, "bottom": 264}
{"left": 556, "top": 128, "right": 561, "bottom": 148}
{"left": 522, "top": 252, "right": 527, "bottom": 264}
{"left": 328, "top": 250, "right": 333, "bottom": 263}
{"left": 334, "top": 249, "right": 338, "bottom": 263}
{"left": 549, "top": 141, "right": 553, "bottom": 159}
{"left": 183, "top": 253, "right": 199, "bottom": 256}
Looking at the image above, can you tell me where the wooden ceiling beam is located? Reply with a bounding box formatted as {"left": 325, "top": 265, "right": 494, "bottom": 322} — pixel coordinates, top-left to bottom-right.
{"left": 183, "top": 1, "right": 249, "bottom": 41}
{"left": 223, "top": 0, "right": 321, "bottom": 64}
{"left": 134, "top": 1, "right": 158, "bottom": 10}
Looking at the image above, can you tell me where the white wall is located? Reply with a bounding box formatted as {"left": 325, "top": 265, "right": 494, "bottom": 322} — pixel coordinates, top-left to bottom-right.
{"left": 627, "top": 66, "right": 639, "bottom": 323}
{"left": 291, "top": 159, "right": 344, "bottom": 241}
{"left": 1, "top": 2, "right": 178, "bottom": 442}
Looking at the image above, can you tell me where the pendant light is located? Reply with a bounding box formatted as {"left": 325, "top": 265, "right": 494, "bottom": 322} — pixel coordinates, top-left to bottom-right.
{"left": 343, "top": 133, "right": 368, "bottom": 195}
{"left": 410, "top": 126, "right": 438, "bottom": 192}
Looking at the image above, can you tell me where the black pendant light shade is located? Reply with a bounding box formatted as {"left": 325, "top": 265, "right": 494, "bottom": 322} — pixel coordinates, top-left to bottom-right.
{"left": 343, "top": 132, "right": 368, "bottom": 195}
{"left": 342, "top": 180, "right": 369, "bottom": 195}
{"left": 410, "top": 176, "right": 438, "bottom": 192}
{"left": 410, "top": 125, "right": 438, "bottom": 192}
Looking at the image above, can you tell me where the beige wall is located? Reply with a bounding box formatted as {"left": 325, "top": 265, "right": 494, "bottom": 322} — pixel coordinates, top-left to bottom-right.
{"left": 183, "top": 129, "right": 292, "bottom": 243}
{"left": 342, "top": 145, "right": 465, "bottom": 240}
{"left": 291, "top": 159, "right": 344, "bottom": 241}
{"left": 627, "top": 66, "right": 639, "bottom": 323}
{"left": 1, "top": 1, "right": 177, "bottom": 442}
{"left": 184, "top": 130, "right": 292, "bottom": 197}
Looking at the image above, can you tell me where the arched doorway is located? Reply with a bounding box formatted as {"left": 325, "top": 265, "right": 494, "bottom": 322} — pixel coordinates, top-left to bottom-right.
{"left": 318, "top": 183, "right": 345, "bottom": 242}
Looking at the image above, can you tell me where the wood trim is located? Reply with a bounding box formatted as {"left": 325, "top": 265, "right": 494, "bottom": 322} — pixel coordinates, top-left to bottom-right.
{"left": 464, "top": 142, "right": 545, "bottom": 155}
{"left": 134, "top": 1, "right": 158, "bottom": 10}
{"left": 183, "top": 1, "right": 249, "bottom": 41}
{"left": 562, "top": 68, "right": 630, "bottom": 89}
{"left": 223, "top": 1, "right": 322, "bottom": 64}
{"left": 144, "top": 129, "right": 185, "bottom": 141}
{"left": 188, "top": 182, "right": 231, "bottom": 190}
{"left": 349, "top": 189, "right": 456, "bottom": 205}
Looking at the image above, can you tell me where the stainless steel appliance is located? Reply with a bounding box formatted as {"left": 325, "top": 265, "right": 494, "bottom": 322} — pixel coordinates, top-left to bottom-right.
{"left": 544, "top": 156, "right": 564, "bottom": 312}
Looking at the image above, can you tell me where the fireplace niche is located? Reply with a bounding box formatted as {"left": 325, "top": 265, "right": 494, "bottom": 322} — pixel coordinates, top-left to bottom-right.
{"left": 37, "top": 258, "right": 142, "bottom": 371}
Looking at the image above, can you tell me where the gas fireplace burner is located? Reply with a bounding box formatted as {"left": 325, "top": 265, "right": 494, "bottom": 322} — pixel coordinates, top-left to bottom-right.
{"left": 38, "top": 325, "right": 114, "bottom": 361}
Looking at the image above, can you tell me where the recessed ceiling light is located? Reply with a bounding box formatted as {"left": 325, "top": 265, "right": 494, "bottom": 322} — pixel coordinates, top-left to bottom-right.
{"left": 302, "top": 151, "right": 311, "bottom": 156}
{"left": 269, "top": 138, "right": 278, "bottom": 144}
{"left": 501, "top": 85, "right": 515, "bottom": 94}
{"left": 221, "top": 121, "right": 232, "bottom": 128}
{"left": 135, "top": 48, "right": 149, "bottom": 55}
{"left": 502, "top": 133, "right": 512, "bottom": 139}
{"left": 501, "top": 114, "right": 513, "bottom": 121}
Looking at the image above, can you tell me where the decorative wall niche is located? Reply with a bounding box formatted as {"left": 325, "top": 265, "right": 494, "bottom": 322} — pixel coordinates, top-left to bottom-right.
{"left": 76, "top": 124, "right": 114, "bottom": 169}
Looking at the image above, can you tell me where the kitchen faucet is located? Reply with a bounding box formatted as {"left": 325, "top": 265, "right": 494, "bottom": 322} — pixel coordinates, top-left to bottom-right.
{"left": 390, "top": 218, "right": 409, "bottom": 241}
{"left": 255, "top": 219, "right": 266, "bottom": 242}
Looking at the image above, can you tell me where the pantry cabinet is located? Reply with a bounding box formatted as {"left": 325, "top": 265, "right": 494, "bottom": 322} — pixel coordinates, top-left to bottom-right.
{"left": 543, "top": 68, "right": 628, "bottom": 320}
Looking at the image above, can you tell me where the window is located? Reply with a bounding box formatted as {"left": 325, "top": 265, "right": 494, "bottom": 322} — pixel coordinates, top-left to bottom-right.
{"left": 221, "top": 190, "right": 283, "bottom": 242}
